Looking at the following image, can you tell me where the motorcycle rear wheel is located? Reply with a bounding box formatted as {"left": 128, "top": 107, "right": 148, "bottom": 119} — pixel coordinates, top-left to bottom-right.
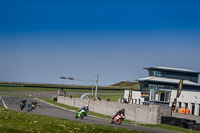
{"left": 110, "top": 120, "right": 114, "bottom": 124}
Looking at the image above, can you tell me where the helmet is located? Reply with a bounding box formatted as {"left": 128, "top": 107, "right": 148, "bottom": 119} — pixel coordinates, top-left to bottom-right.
{"left": 86, "top": 105, "right": 89, "bottom": 110}
{"left": 122, "top": 108, "right": 125, "bottom": 112}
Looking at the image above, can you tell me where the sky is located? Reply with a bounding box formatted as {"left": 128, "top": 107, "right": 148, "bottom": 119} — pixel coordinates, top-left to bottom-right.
{"left": 0, "top": 0, "right": 200, "bottom": 86}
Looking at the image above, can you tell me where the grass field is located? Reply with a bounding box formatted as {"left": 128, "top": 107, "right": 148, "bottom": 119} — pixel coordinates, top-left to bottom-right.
{"left": 0, "top": 86, "right": 124, "bottom": 102}
{"left": 0, "top": 86, "right": 57, "bottom": 92}
{"left": 0, "top": 106, "right": 141, "bottom": 133}
{"left": 0, "top": 86, "right": 124, "bottom": 93}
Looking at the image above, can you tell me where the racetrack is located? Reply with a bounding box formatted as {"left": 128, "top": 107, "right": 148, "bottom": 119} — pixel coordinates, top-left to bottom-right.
{"left": 1, "top": 96, "right": 176, "bottom": 133}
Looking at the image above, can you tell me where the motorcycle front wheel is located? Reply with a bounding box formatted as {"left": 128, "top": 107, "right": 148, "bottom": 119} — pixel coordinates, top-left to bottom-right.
{"left": 117, "top": 119, "right": 123, "bottom": 125}
{"left": 80, "top": 113, "right": 85, "bottom": 119}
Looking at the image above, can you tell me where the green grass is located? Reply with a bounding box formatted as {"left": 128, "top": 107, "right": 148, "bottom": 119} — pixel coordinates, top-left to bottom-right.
{"left": 0, "top": 82, "right": 131, "bottom": 90}
{"left": 0, "top": 86, "right": 124, "bottom": 94}
{"left": 0, "top": 106, "right": 141, "bottom": 133}
{"left": 0, "top": 86, "right": 124, "bottom": 102}
{"left": 0, "top": 86, "right": 57, "bottom": 92}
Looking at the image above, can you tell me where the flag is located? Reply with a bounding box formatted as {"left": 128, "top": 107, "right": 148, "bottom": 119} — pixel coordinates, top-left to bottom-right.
{"left": 176, "top": 78, "right": 184, "bottom": 98}
{"left": 128, "top": 88, "right": 133, "bottom": 103}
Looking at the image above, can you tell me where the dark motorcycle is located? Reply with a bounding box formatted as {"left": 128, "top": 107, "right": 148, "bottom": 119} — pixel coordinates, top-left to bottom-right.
{"left": 110, "top": 114, "right": 125, "bottom": 125}
{"left": 20, "top": 102, "right": 26, "bottom": 110}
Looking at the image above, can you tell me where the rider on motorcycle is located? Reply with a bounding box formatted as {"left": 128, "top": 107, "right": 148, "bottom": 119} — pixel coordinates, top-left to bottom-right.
{"left": 112, "top": 108, "right": 125, "bottom": 121}
{"left": 30, "top": 100, "right": 37, "bottom": 109}
{"left": 20, "top": 98, "right": 26, "bottom": 110}
{"left": 79, "top": 105, "right": 89, "bottom": 113}
{"left": 21, "top": 98, "right": 26, "bottom": 104}
{"left": 31, "top": 100, "right": 37, "bottom": 105}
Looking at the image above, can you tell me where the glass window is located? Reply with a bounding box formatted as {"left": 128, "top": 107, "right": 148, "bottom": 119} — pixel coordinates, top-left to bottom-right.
{"left": 199, "top": 104, "right": 200, "bottom": 116}
{"left": 185, "top": 103, "right": 188, "bottom": 108}
{"left": 179, "top": 102, "right": 182, "bottom": 108}
{"left": 192, "top": 103, "right": 195, "bottom": 115}
{"left": 160, "top": 91, "right": 165, "bottom": 101}
{"left": 150, "top": 89, "right": 171, "bottom": 102}
{"left": 149, "top": 70, "right": 154, "bottom": 76}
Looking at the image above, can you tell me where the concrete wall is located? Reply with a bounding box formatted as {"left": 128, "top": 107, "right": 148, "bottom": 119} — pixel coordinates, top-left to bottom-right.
{"left": 172, "top": 112, "right": 200, "bottom": 123}
{"left": 58, "top": 96, "right": 168, "bottom": 124}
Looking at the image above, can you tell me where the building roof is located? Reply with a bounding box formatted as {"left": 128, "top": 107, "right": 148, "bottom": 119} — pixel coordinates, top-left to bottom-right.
{"left": 144, "top": 66, "right": 200, "bottom": 74}
{"left": 136, "top": 76, "right": 200, "bottom": 87}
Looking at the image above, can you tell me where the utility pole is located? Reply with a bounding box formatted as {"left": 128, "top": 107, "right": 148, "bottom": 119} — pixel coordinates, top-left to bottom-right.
{"left": 95, "top": 74, "right": 99, "bottom": 98}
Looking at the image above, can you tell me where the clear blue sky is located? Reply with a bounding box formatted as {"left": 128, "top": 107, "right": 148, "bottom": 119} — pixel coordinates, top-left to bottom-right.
{"left": 0, "top": 0, "right": 200, "bottom": 86}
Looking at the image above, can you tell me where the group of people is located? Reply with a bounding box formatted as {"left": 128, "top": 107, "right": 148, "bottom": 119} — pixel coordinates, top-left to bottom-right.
{"left": 171, "top": 98, "right": 190, "bottom": 114}
{"left": 93, "top": 96, "right": 101, "bottom": 101}
{"left": 119, "top": 97, "right": 128, "bottom": 103}
{"left": 178, "top": 106, "right": 190, "bottom": 114}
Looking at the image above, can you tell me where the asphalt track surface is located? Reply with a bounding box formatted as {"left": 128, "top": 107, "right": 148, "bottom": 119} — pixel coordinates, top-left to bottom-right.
{"left": 1, "top": 96, "right": 176, "bottom": 133}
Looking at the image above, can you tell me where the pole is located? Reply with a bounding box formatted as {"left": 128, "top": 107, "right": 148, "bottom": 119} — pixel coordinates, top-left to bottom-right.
{"left": 92, "top": 80, "right": 94, "bottom": 97}
{"left": 95, "top": 74, "right": 99, "bottom": 98}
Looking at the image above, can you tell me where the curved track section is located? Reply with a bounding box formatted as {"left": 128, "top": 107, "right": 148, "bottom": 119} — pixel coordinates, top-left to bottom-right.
{"left": 1, "top": 96, "right": 175, "bottom": 133}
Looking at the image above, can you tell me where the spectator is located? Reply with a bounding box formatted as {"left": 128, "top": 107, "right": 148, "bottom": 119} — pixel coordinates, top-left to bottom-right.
{"left": 69, "top": 94, "right": 72, "bottom": 98}
{"left": 97, "top": 96, "right": 101, "bottom": 101}
{"left": 171, "top": 98, "right": 177, "bottom": 112}
{"left": 119, "top": 97, "right": 123, "bottom": 102}
{"left": 63, "top": 91, "right": 66, "bottom": 97}
{"left": 178, "top": 107, "right": 185, "bottom": 113}
{"left": 174, "top": 106, "right": 178, "bottom": 112}
{"left": 106, "top": 97, "right": 110, "bottom": 101}
{"left": 124, "top": 98, "right": 128, "bottom": 103}
{"left": 185, "top": 106, "right": 190, "bottom": 114}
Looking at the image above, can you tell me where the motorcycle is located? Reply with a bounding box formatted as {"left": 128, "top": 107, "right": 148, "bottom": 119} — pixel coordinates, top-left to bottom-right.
{"left": 27, "top": 104, "right": 35, "bottom": 112}
{"left": 110, "top": 113, "right": 125, "bottom": 125}
{"left": 75, "top": 109, "right": 87, "bottom": 119}
{"left": 20, "top": 102, "right": 26, "bottom": 110}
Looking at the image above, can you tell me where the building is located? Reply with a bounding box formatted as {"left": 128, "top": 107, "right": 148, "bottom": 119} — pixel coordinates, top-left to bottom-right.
{"left": 124, "top": 66, "right": 200, "bottom": 115}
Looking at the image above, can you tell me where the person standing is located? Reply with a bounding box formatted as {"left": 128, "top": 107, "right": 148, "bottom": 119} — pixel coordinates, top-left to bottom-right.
{"left": 185, "top": 106, "right": 190, "bottom": 115}
{"left": 178, "top": 107, "right": 185, "bottom": 113}
{"left": 171, "top": 98, "right": 177, "bottom": 112}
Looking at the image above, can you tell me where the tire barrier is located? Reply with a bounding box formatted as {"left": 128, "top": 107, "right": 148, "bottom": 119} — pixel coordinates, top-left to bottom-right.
{"left": 161, "top": 116, "right": 200, "bottom": 131}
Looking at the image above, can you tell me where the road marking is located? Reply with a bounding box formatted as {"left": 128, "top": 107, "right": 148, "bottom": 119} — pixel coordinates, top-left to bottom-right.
{"left": 1, "top": 97, "right": 8, "bottom": 109}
